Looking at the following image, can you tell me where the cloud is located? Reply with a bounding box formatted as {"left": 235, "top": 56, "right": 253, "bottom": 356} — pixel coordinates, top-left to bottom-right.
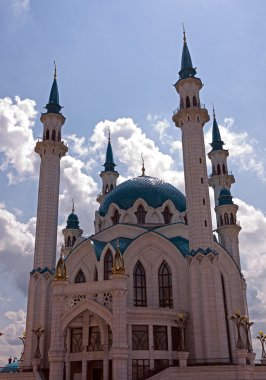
{"left": 0, "top": 203, "right": 35, "bottom": 295}
{"left": 0, "top": 97, "right": 38, "bottom": 184}
{"left": 0, "top": 309, "right": 26, "bottom": 365}
{"left": 11, "top": 0, "right": 30, "bottom": 16}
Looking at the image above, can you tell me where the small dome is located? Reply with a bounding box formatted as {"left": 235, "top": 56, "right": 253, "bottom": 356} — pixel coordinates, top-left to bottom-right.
{"left": 99, "top": 176, "right": 186, "bottom": 216}
{"left": 66, "top": 212, "right": 80, "bottom": 229}
{"left": 0, "top": 360, "right": 19, "bottom": 373}
{"left": 218, "top": 188, "right": 233, "bottom": 206}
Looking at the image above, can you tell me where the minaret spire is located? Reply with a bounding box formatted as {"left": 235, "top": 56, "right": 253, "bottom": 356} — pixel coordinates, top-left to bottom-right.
{"left": 96, "top": 128, "right": 119, "bottom": 207}
{"left": 211, "top": 105, "right": 224, "bottom": 151}
{"left": 141, "top": 153, "right": 145, "bottom": 176}
{"left": 45, "top": 62, "right": 62, "bottom": 114}
{"left": 179, "top": 26, "right": 197, "bottom": 80}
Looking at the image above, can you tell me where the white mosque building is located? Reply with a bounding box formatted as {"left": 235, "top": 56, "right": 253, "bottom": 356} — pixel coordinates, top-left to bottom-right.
{"left": 1, "top": 32, "right": 266, "bottom": 380}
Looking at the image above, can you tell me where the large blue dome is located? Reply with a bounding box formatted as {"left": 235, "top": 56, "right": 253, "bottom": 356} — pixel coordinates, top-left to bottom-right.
{"left": 99, "top": 176, "right": 186, "bottom": 216}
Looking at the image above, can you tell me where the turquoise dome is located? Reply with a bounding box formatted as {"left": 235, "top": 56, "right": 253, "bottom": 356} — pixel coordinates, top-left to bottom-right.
{"left": 0, "top": 360, "right": 19, "bottom": 373}
{"left": 218, "top": 188, "right": 233, "bottom": 206}
{"left": 66, "top": 212, "right": 80, "bottom": 229}
{"left": 99, "top": 176, "right": 186, "bottom": 216}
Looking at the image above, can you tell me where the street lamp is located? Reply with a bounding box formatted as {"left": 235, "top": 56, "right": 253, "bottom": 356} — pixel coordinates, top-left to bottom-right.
{"left": 228, "top": 310, "right": 246, "bottom": 349}
{"left": 257, "top": 331, "right": 266, "bottom": 359}
{"left": 32, "top": 327, "right": 45, "bottom": 359}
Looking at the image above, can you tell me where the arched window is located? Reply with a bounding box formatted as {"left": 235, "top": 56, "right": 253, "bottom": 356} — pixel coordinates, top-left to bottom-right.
{"left": 104, "top": 250, "right": 113, "bottom": 280}
{"left": 72, "top": 236, "right": 76, "bottom": 246}
{"left": 185, "top": 96, "right": 190, "bottom": 108}
{"left": 75, "top": 269, "right": 86, "bottom": 283}
{"left": 110, "top": 184, "right": 114, "bottom": 191}
{"left": 52, "top": 129, "right": 56, "bottom": 141}
{"left": 192, "top": 95, "right": 197, "bottom": 107}
{"left": 46, "top": 129, "right": 49, "bottom": 140}
{"left": 67, "top": 236, "right": 71, "bottom": 247}
{"left": 93, "top": 267, "right": 98, "bottom": 281}
{"left": 133, "top": 261, "right": 147, "bottom": 307}
{"left": 180, "top": 98, "right": 184, "bottom": 109}
{"left": 184, "top": 214, "right": 188, "bottom": 225}
{"left": 224, "top": 213, "right": 229, "bottom": 225}
{"left": 111, "top": 209, "right": 120, "bottom": 225}
{"left": 230, "top": 213, "right": 235, "bottom": 224}
{"left": 158, "top": 261, "right": 173, "bottom": 308}
{"left": 105, "top": 184, "right": 109, "bottom": 194}
{"left": 135, "top": 205, "right": 147, "bottom": 224}
{"left": 217, "top": 164, "right": 221, "bottom": 175}
{"left": 162, "top": 206, "right": 172, "bottom": 224}
{"left": 203, "top": 198, "right": 205, "bottom": 205}
{"left": 220, "top": 215, "right": 223, "bottom": 226}
{"left": 222, "top": 164, "right": 226, "bottom": 174}
{"left": 58, "top": 131, "right": 61, "bottom": 141}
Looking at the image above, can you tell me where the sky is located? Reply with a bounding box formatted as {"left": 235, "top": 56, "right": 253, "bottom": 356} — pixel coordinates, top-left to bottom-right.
{"left": 0, "top": 0, "right": 266, "bottom": 365}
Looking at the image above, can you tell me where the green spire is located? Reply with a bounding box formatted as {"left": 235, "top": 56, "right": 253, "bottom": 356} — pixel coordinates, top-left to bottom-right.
{"left": 218, "top": 188, "right": 234, "bottom": 206}
{"left": 179, "top": 26, "right": 197, "bottom": 80}
{"left": 103, "top": 128, "right": 116, "bottom": 172}
{"left": 45, "top": 62, "right": 62, "bottom": 114}
{"left": 211, "top": 106, "right": 224, "bottom": 151}
{"left": 66, "top": 201, "right": 80, "bottom": 229}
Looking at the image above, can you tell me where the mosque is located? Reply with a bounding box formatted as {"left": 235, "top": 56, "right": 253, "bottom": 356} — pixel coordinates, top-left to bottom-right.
{"left": 1, "top": 32, "right": 266, "bottom": 380}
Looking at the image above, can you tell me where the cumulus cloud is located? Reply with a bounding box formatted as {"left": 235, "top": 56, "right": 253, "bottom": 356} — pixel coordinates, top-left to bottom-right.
{"left": 0, "top": 309, "right": 26, "bottom": 365}
{"left": 0, "top": 204, "right": 35, "bottom": 295}
{"left": 0, "top": 97, "right": 38, "bottom": 184}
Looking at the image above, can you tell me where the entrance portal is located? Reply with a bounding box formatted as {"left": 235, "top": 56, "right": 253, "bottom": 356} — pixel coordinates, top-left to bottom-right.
{"left": 87, "top": 360, "right": 103, "bottom": 380}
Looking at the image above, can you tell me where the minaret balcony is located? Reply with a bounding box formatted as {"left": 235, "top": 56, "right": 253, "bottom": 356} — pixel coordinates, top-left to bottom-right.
{"left": 173, "top": 103, "right": 206, "bottom": 115}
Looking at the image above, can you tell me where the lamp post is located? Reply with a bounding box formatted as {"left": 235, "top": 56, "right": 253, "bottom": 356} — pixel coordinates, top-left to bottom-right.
{"left": 257, "top": 331, "right": 266, "bottom": 360}
{"left": 175, "top": 312, "right": 188, "bottom": 351}
{"left": 19, "top": 332, "right": 26, "bottom": 361}
{"left": 229, "top": 310, "right": 246, "bottom": 349}
{"left": 32, "top": 327, "right": 45, "bottom": 359}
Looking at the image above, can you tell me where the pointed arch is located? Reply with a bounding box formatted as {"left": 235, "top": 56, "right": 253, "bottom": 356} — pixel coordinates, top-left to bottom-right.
{"left": 67, "top": 236, "right": 71, "bottom": 247}
{"left": 110, "top": 184, "right": 114, "bottom": 191}
{"left": 104, "top": 250, "right": 113, "bottom": 280}
{"left": 51, "top": 129, "right": 56, "bottom": 141}
{"left": 105, "top": 184, "right": 109, "bottom": 194}
{"left": 75, "top": 269, "right": 86, "bottom": 283}
{"left": 222, "top": 164, "right": 226, "bottom": 174}
{"left": 192, "top": 95, "right": 197, "bottom": 107}
{"left": 220, "top": 215, "right": 224, "bottom": 226}
{"left": 162, "top": 206, "right": 172, "bottom": 224}
{"left": 72, "top": 236, "right": 76, "bottom": 246}
{"left": 45, "top": 129, "right": 49, "bottom": 140}
{"left": 230, "top": 213, "right": 235, "bottom": 225}
{"left": 217, "top": 164, "right": 221, "bottom": 175}
{"left": 111, "top": 209, "right": 120, "bottom": 225}
{"left": 185, "top": 96, "right": 190, "bottom": 108}
{"left": 224, "top": 213, "right": 229, "bottom": 225}
{"left": 133, "top": 261, "right": 147, "bottom": 307}
{"left": 135, "top": 205, "right": 147, "bottom": 224}
{"left": 158, "top": 261, "right": 173, "bottom": 308}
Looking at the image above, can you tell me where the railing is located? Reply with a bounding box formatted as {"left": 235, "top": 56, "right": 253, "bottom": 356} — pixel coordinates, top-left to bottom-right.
{"left": 0, "top": 365, "right": 33, "bottom": 373}
{"left": 173, "top": 103, "right": 206, "bottom": 115}
{"left": 187, "top": 357, "right": 237, "bottom": 366}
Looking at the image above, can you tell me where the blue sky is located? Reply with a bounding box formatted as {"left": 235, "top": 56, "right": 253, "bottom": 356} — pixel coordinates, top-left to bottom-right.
{"left": 0, "top": 0, "right": 266, "bottom": 364}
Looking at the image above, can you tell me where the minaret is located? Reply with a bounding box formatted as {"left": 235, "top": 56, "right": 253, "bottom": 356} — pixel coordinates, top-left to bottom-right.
{"left": 215, "top": 188, "right": 241, "bottom": 268}
{"left": 97, "top": 129, "right": 119, "bottom": 204}
{"left": 208, "top": 111, "right": 241, "bottom": 267}
{"left": 34, "top": 64, "right": 68, "bottom": 269}
{"left": 23, "top": 65, "right": 67, "bottom": 368}
{"left": 208, "top": 108, "right": 235, "bottom": 206}
{"left": 172, "top": 30, "right": 213, "bottom": 251}
{"left": 62, "top": 201, "right": 83, "bottom": 256}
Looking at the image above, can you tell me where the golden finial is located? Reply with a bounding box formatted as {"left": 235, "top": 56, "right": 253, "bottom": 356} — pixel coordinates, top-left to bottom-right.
{"left": 141, "top": 153, "right": 145, "bottom": 176}
{"left": 112, "top": 239, "right": 126, "bottom": 274}
{"left": 55, "top": 252, "right": 67, "bottom": 281}
{"left": 182, "top": 23, "right": 186, "bottom": 43}
{"left": 72, "top": 198, "right": 75, "bottom": 213}
{"left": 54, "top": 61, "right": 57, "bottom": 80}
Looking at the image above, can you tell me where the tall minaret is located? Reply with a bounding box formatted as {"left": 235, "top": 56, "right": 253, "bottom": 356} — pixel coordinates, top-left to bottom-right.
{"left": 208, "top": 110, "right": 241, "bottom": 267}
{"left": 62, "top": 202, "right": 83, "bottom": 256}
{"left": 208, "top": 108, "right": 235, "bottom": 206}
{"left": 97, "top": 130, "right": 119, "bottom": 204}
{"left": 34, "top": 64, "right": 68, "bottom": 269}
{"left": 24, "top": 65, "right": 67, "bottom": 368}
{"left": 172, "top": 30, "right": 213, "bottom": 251}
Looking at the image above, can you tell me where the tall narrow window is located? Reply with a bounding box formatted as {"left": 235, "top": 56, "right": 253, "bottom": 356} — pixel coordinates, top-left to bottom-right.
{"left": 71, "top": 328, "right": 82, "bottom": 353}
{"left": 111, "top": 209, "right": 120, "bottom": 225}
{"left": 185, "top": 96, "right": 190, "bottom": 108}
{"left": 230, "top": 213, "right": 235, "bottom": 225}
{"left": 192, "top": 95, "right": 197, "bottom": 107}
{"left": 162, "top": 206, "right": 172, "bottom": 224}
{"left": 135, "top": 205, "right": 147, "bottom": 224}
{"left": 88, "top": 326, "right": 102, "bottom": 351}
{"left": 104, "top": 250, "right": 113, "bottom": 280}
{"left": 105, "top": 184, "right": 109, "bottom": 194}
{"left": 72, "top": 236, "right": 76, "bottom": 246}
{"left": 217, "top": 164, "right": 221, "bottom": 175}
{"left": 224, "top": 213, "right": 229, "bottom": 225}
{"left": 67, "top": 236, "right": 71, "bottom": 247}
{"left": 46, "top": 130, "right": 49, "bottom": 140}
{"left": 75, "top": 269, "right": 86, "bottom": 283}
{"left": 158, "top": 261, "right": 173, "bottom": 308}
{"left": 171, "top": 326, "right": 181, "bottom": 351}
{"left": 222, "top": 164, "right": 226, "bottom": 174}
{"left": 52, "top": 129, "right": 56, "bottom": 141}
{"left": 133, "top": 261, "right": 147, "bottom": 307}
{"left": 220, "top": 215, "right": 223, "bottom": 226}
